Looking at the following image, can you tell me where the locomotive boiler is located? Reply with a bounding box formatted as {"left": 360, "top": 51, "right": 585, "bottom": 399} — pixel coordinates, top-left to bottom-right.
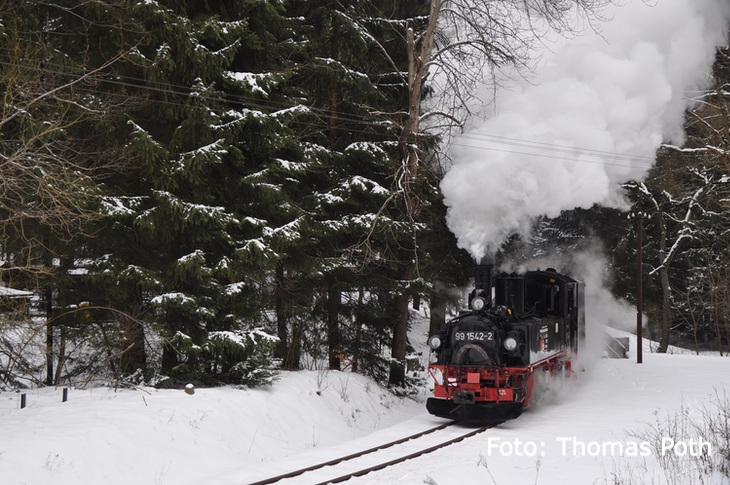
{"left": 426, "top": 264, "right": 584, "bottom": 423}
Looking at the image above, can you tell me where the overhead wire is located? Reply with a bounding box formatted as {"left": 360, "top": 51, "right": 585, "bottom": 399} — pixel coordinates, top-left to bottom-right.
{"left": 447, "top": 139, "right": 654, "bottom": 170}
{"left": 0, "top": 54, "right": 663, "bottom": 171}
{"left": 449, "top": 131, "right": 657, "bottom": 170}
{"left": 457, "top": 132, "right": 656, "bottom": 164}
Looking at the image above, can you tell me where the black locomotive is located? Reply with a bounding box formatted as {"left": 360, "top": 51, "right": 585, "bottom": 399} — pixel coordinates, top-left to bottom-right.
{"left": 426, "top": 264, "right": 584, "bottom": 423}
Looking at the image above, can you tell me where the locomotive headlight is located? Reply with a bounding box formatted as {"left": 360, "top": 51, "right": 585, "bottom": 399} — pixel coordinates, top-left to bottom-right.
{"left": 503, "top": 336, "right": 519, "bottom": 352}
{"left": 428, "top": 335, "right": 442, "bottom": 350}
{"left": 471, "top": 296, "right": 486, "bottom": 311}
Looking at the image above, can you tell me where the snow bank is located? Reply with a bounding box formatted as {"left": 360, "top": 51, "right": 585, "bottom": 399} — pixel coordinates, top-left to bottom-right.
{"left": 0, "top": 371, "right": 421, "bottom": 485}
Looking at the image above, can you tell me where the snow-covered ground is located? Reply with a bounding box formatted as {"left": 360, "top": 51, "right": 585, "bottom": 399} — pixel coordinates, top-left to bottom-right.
{"left": 2, "top": 324, "right": 729, "bottom": 485}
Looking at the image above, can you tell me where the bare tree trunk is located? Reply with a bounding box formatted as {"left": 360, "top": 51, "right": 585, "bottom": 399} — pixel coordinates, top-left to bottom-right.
{"left": 275, "top": 264, "right": 302, "bottom": 370}
{"left": 713, "top": 265, "right": 726, "bottom": 356}
{"left": 286, "top": 321, "right": 302, "bottom": 371}
{"left": 716, "top": 270, "right": 730, "bottom": 355}
{"left": 390, "top": 262, "right": 412, "bottom": 386}
{"left": 351, "top": 287, "right": 364, "bottom": 373}
{"left": 388, "top": 8, "right": 439, "bottom": 386}
{"left": 398, "top": 1, "right": 440, "bottom": 190}
{"left": 715, "top": 299, "right": 724, "bottom": 356}
{"left": 274, "top": 264, "right": 289, "bottom": 363}
{"left": 429, "top": 283, "right": 447, "bottom": 336}
{"left": 119, "top": 310, "right": 146, "bottom": 376}
{"left": 327, "top": 281, "right": 341, "bottom": 370}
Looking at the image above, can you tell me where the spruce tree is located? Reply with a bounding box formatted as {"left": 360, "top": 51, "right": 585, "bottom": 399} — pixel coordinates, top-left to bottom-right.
{"left": 83, "top": 0, "right": 300, "bottom": 384}
{"left": 278, "top": 1, "right": 434, "bottom": 378}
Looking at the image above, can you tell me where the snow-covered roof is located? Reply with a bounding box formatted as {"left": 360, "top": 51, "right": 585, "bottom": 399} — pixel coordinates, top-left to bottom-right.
{"left": 0, "top": 286, "right": 34, "bottom": 298}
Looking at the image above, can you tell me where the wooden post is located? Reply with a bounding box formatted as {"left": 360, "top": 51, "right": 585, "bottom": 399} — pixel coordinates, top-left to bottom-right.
{"left": 62, "top": 388, "right": 68, "bottom": 402}
{"left": 20, "top": 393, "right": 26, "bottom": 409}
{"left": 637, "top": 213, "right": 643, "bottom": 364}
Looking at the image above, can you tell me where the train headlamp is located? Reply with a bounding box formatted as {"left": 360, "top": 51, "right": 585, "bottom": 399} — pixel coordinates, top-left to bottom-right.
{"left": 471, "top": 296, "right": 486, "bottom": 311}
{"left": 428, "top": 335, "right": 442, "bottom": 350}
{"left": 503, "top": 336, "right": 519, "bottom": 352}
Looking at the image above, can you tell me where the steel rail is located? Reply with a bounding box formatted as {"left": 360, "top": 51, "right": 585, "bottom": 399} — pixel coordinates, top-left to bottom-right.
{"left": 319, "top": 424, "right": 492, "bottom": 484}
{"left": 248, "top": 421, "right": 455, "bottom": 485}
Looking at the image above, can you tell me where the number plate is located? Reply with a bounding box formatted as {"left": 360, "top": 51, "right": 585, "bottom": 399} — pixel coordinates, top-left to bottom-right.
{"left": 454, "top": 331, "right": 494, "bottom": 342}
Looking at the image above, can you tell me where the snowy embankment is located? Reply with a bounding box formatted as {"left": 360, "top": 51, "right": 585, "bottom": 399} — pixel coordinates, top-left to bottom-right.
{"left": 1, "top": 327, "right": 728, "bottom": 485}
{"left": 0, "top": 371, "right": 421, "bottom": 485}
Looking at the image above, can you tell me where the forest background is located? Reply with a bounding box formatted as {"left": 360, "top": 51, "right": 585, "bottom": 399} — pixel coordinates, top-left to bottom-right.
{"left": 1, "top": 0, "right": 728, "bottom": 391}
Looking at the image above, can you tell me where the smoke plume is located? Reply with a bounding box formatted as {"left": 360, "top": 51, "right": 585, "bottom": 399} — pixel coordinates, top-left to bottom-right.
{"left": 441, "top": 0, "right": 730, "bottom": 260}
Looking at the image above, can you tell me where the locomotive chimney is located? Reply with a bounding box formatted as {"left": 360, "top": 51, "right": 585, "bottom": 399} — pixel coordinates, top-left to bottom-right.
{"left": 474, "top": 264, "right": 493, "bottom": 291}
{"left": 472, "top": 262, "right": 494, "bottom": 309}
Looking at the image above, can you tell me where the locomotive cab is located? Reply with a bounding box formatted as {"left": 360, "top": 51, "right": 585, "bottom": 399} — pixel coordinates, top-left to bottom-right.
{"left": 426, "top": 265, "right": 584, "bottom": 423}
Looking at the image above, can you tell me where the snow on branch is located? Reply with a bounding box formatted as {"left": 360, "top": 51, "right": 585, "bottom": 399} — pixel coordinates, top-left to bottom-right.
{"left": 662, "top": 144, "right": 727, "bottom": 156}
{"left": 224, "top": 71, "right": 275, "bottom": 96}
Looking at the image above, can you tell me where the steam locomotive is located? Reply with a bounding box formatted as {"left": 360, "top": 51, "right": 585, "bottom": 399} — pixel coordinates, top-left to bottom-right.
{"left": 426, "top": 264, "right": 584, "bottom": 423}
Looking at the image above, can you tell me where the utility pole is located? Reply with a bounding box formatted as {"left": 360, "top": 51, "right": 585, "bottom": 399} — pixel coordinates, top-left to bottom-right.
{"left": 637, "top": 213, "right": 643, "bottom": 364}
{"left": 45, "top": 287, "right": 54, "bottom": 385}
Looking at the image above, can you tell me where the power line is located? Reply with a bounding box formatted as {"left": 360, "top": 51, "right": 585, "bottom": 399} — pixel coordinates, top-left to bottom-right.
{"left": 448, "top": 140, "right": 654, "bottom": 170}
{"left": 0, "top": 57, "right": 680, "bottom": 172}
{"left": 450, "top": 136, "right": 656, "bottom": 170}
{"left": 458, "top": 132, "right": 656, "bottom": 165}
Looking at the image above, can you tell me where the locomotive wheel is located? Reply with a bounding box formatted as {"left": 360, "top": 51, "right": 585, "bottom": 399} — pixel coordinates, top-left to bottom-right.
{"left": 532, "top": 361, "right": 573, "bottom": 406}
{"left": 530, "top": 368, "right": 551, "bottom": 405}
{"left": 551, "top": 360, "right": 575, "bottom": 387}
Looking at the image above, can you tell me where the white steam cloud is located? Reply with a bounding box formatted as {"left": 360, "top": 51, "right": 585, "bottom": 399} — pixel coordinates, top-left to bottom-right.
{"left": 441, "top": 0, "right": 730, "bottom": 259}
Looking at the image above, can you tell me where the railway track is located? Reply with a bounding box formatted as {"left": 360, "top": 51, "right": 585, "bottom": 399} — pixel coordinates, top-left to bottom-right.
{"left": 248, "top": 421, "right": 492, "bottom": 485}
